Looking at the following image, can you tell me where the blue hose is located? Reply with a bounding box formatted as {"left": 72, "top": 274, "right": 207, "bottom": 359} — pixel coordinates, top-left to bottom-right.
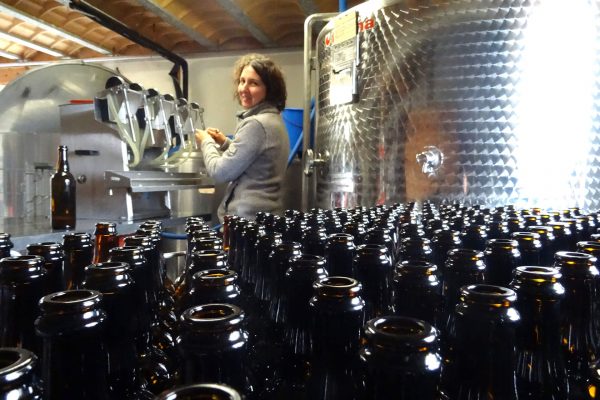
{"left": 160, "top": 223, "right": 221, "bottom": 241}
{"left": 161, "top": 231, "right": 187, "bottom": 240}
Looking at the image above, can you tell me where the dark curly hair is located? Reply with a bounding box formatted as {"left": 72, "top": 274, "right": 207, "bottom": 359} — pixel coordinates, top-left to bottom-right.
{"left": 233, "top": 53, "right": 287, "bottom": 111}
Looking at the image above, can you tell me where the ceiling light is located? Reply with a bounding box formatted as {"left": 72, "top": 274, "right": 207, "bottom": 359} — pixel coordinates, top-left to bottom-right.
{"left": 0, "top": 48, "right": 21, "bottom": 60}
{"left": 0, "top": 4, "right": 111, "bottom": 55}
{"left": 0, "top": 31, "right": 64, "bottom": 57}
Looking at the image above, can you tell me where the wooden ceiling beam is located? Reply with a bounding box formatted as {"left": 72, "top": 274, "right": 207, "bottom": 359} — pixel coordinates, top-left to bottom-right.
{"left": 214, "top": 0, "right": 277, "bottom": 47}
{"left": 136, "top": 0, "right": 218, "bottom": 51}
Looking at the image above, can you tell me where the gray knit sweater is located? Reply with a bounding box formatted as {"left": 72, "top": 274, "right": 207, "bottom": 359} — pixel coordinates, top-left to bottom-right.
{"left": 200, "top": 102, "right": 289, "bottom": 223}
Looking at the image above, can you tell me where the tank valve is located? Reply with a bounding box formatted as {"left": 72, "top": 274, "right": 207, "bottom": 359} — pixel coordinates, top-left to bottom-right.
{"left": 416, "top": 146, "right": 443, "bottom": 178}
{"left": 303, "top": 149, "right": 329, "bottom": 176}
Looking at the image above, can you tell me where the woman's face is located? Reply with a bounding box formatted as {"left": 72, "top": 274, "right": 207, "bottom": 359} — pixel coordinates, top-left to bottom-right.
{"left": 238, "top": 65, "right": 267, "bottom": 109}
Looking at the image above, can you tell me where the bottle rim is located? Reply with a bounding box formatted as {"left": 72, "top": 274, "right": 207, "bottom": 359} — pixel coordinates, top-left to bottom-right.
{"left": 363, "top": 316, "right": 437, "bottom": 349}
{"left": 459, "top": 284, "right": 517, "bottom": 306}
{"left": 0, "top": 347, "right": 37, "bottom": 383}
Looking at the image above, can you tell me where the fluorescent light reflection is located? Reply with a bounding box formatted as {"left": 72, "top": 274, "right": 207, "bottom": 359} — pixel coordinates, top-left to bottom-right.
{"left": 514, "top": 0, "right": 595, "bottom": 210}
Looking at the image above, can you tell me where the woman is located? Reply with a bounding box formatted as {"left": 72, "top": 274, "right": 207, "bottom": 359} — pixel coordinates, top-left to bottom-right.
{"left": 195, "top": 53, "right": 289, "bottom": 223}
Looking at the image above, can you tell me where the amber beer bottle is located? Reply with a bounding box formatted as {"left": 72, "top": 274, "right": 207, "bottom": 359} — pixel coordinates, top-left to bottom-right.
{"left": 93, "top": 222, "right": 119, "bottom": 263}
{"left": 50, "top": 145, "right": 76, "bottom": 230}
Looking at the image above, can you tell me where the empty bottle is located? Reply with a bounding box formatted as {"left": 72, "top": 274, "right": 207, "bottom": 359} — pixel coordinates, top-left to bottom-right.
{"left": 442, "top": 284, "right": 520, "bottom": 399}
{"left": 509, "top": 266, "right": 568, "bottom": 399}
{"left": 0, "top": 347, "right": 42, "bottom": 399}
{"left": 360, "top": 316, "right": 442, "bottom": 400}
{"left": 554, "top": 251, "right": 600, "bottom": 397}
{"left": 308, "top": 276, "right": 365, "bottom": 400}
{"left": 62, "top": 232, "right": 93, "bottom": 290}
{"left": 0, "top": 255, "right": 47, "bottom": 352}
{"left": 50, "top": 145, "right": 76, "bottom": 230}
{"left": 93, "top": 222, "right": 119, "bottom": 263}
{"left": 177, "top": 303, "right": 255, "bottom": 399}
{"left": 35, "top": 289, "right": 110, "bottom": 400}
{"left": 392, "top": 260, "right": 441, "bottom": 327}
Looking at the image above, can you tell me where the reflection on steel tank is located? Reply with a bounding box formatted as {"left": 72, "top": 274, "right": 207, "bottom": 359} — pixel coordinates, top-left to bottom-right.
{"left": 309, "top": 0, "right": 600, "bottom": 211}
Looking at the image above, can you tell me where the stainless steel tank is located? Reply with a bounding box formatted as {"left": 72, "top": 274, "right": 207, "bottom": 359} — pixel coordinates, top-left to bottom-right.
{"left": 307, "top": 0, "right": 600, "bottom": 211}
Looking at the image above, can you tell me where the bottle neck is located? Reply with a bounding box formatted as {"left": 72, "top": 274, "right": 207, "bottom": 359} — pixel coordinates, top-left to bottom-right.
{"left": 57, "top": 146, "right": 70, "bottom": 172}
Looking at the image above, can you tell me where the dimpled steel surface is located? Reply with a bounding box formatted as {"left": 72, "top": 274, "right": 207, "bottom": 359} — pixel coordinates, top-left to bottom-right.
{"left": 314, "top": 0, "right": 600, "bottom": 211}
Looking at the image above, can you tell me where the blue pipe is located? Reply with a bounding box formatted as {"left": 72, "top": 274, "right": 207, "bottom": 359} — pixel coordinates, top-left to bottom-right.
{"left": 287, "top": 98, "right": 316, "bottom": 166}
{"left": 160, "top": 223, "right": 222, "bottom": 241}
{"left": 161, "top": 231, "right": 187, "bottom": 240}
{"left": 339, "top": 0, "right": 347, "bottom": 12}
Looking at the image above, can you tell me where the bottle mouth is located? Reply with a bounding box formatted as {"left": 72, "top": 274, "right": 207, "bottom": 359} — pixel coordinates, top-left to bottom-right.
{"left": 395, "top": 260, "right": 437, "bottom": 275}
{"left": 86, "top": 261, "right": 130, "bottom": 274}
{"left": 447, "top": 248, "right": 484, "bottom": 260}
{"left": 39, "top": 289, "right": 103, "bottom": 314}
{"left": 514, "top": 265, "right": 561, "bottom": 281}
{"left": 0, "top": 348, "right": 36, "bottom": 382}
{"left": 182, "top": 303, "right": 244, "bottom": 326}
{"left": 460, "top": 284, "right": 516, "bottom": 305}
{"left": 486, "top": 238, "right": 518, "bottom": 248}
{"left": 193, "top": 268, "right": 237, "bottom": 286}
{"left": 328, "top": 233, "right": 355, "bottom": 242}
{"left": 0, "top": 255, "right": 43, "bottom": 265}
{"left": 364, "top": 316, "right": 437, "bottom": 349}
{"left": 293, "top": 254, "right": 327, "bottom": 269}
{"left": 313, "top": 276, "right": 361, "bottom": 297}
{"left": 155, "top": 383, "right": 242, "bottom": 400}
{"left": 577, "top": 241, "right": 600, "bottom": 253}
{"left": 555, "top": 250, "right": 596, "bottom": 262}
{"left": 512, "top": 232, "right": 540, "bottom": 240}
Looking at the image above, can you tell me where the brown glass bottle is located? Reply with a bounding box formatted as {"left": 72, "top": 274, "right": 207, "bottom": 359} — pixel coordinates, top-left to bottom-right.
{"left": 177, "top": 304, "right": 255, "bottom": 398}
{"left": 0, "top": 347, "right": 43, "bottom": 399}
{"left": 440, "top": 248, "right": 486, "bottom": 329}
{"left": 0, "top": 255, "right": 47, "bottom": 352}
{"left": 353, "top": 244, "right": 394, "bottom": 320}
{"left": 50, "top": 145, "right": 76, "bottom": 230}
{"left": 325, "top": 233, "right": 356, "bottom": 277}
{"left": 268, "top": 241, "right": 303, "bottom": 329}
{"left": 392, "top": 260, "right": 442, "bottom": 327}
{"left": 360, "top": 316, "right": 442, "bottom": 400}
{"left": 431, "top": 228, "right": 462, "bottom": 272}
{"left": 554, "top": 251, "right": 600, "bottom": 397}
{"left": 509, "top": 266, "right": 568, "bottom": 399}
{"left": 35, "top": 289, "right": 110, "bottom": 400}
{"left": 0, "top": 233, "right": 13, "bottom": 258}
{"left": 62, "top": 232, "right": 93, "bottom": 290}
{"left": 441, "top": 284, "right": 520, "bottom": 399}
{"left": 483, "top": 238, "right": 521, "bottom": 287}
{"left": 93, "top": 222, "right": 119, "bottom": 263}
{"left": 26, "top": 242, "right": 65, "bottom": 294}
{"left": 512, "top": 232, "right": 542, "bottom": 266}
{"left": 222, "top": 215, "right": 237, "bottom": 252}
{"left": 308, "top": 276, "right": 365, "bottom": 400}
{"left": 528, "top": 225, "right": 557, "bottom": 265}
{"left": 82, "top": 261, "right": 151, "bottom": 399}
{"left": 187, "top": 268, "right": 241, "bottom": 308}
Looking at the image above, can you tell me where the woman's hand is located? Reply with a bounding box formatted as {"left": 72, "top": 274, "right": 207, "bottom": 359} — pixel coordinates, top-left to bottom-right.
{"left": 206, "top": 127, "right": 227, "bottom": 146}
{"left": 195, "top": 129, "right": 211, "bottom": 144}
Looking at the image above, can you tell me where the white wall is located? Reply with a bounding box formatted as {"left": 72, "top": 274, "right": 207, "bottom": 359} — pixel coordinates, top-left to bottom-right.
{"left": 100, "top": 49, "right": 304, "bottom": 135}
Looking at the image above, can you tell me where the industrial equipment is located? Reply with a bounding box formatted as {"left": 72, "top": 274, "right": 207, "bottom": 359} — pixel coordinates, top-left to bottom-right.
{"left": 0, "top": 63, "right": 212, "bottom": 222}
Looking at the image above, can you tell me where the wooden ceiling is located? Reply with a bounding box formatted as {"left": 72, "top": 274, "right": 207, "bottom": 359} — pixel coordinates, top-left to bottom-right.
{"left": 0, "top": 0, "right": 364, "bottom": 84}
